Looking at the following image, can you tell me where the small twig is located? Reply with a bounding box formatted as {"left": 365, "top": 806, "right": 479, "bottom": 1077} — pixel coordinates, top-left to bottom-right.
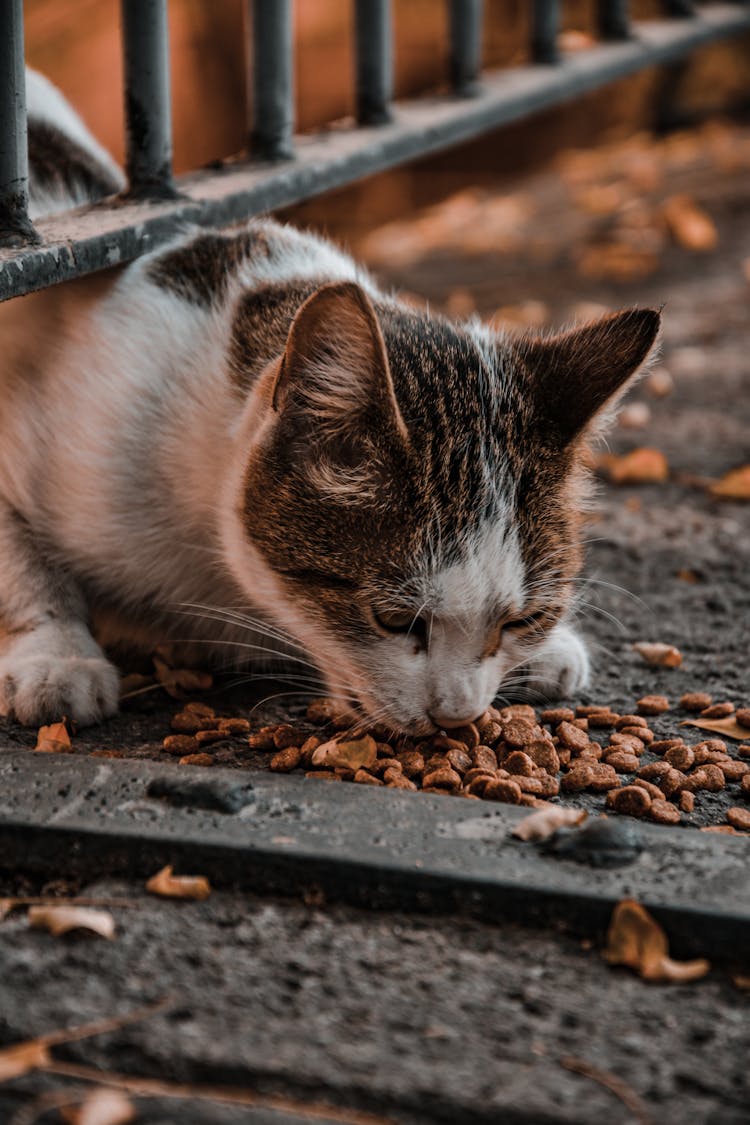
{"left": 41, "top": 1061, "right": 395, "bottom": 1125}
{"left": 31, "top": 996, "right": 174, "bottom": 1052}
{"left": 119, "top": 682, "right": 164, "bottom": 701}
{"left": 560, "top": 1055, "right": 654, "bottom": 1125}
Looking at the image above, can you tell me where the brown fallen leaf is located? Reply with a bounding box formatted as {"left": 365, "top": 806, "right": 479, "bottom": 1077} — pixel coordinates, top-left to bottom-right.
{"left": 709, "top": 465, "right": 750, "bottom": 501}
{"left": 62, "top": 1088, "right": 136, "bottom": 1125}
{"left": 0, "top": 1038, "right": 51, "bottom": 1081}
{"left": 604, "top": 448, "right": 669, "bottom": 485}
{"left": 662, "top": 194, "right": 718, "bottom": 252}
{"left": 35, "top": 720, "right": 73, "bottom": 754}
{"left": 604, "top": 899, "right": 710, "bottom": 982}
{"left": 152, "top": 652, "right": 213, "bottom": 700}
{"left": 28, "top": 905, "right": 116, "bottom": 940}
{"left": 512, "top": 806, "right": 587, "bottom": 842}
{"left": 311, "top": 735, "right": 377, "bottom": 771}
{"left": 633, "top": 642, "right": 683, "bottom": 668}
{"left": 681, "top": 715, "right": 750, "bottom": 741}
{"left": 146, "top": 865, "right": 211, "bottom": 901}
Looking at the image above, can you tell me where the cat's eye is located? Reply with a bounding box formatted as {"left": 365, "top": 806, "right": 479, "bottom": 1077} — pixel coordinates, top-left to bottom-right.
{"left": 373, "top": 607, "right": 428, "bottom": 645}
{"left": 503, "top": 609, "right": 547, "bottom": 634}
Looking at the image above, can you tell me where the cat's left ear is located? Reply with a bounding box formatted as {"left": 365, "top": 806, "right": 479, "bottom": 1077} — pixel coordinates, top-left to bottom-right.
{"left": 271, "top": 281, "right": 410, "bottom": 447}
{"left": 518, "top": 308, "right": 661, "bottom": 445}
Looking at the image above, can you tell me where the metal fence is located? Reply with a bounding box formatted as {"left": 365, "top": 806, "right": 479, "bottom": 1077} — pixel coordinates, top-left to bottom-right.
{"left": 1, "top": 1, "right": 749, "bottom": 303}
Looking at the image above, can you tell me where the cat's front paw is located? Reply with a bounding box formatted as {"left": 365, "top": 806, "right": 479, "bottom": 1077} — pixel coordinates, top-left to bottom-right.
{"left": 519, "top": 622, "right": 590, "bottom": 701}
{"left": 0, "top": 653, "right": 120, "bottom": 727}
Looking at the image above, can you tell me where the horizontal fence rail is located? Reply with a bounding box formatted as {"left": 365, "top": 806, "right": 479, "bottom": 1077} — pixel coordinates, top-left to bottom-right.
{"left": 1, "top": 3, "right": 750, "bottom": 301}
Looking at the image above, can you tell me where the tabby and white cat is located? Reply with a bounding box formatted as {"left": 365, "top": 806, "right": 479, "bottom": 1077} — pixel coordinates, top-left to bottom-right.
{"left": 0, "top": 72, "right": 659, "bottom": 733}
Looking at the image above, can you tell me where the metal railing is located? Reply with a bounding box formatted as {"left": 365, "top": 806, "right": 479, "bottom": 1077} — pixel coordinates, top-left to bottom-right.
{"left": 1, "top": 1, "right": 749, "bottom": 302}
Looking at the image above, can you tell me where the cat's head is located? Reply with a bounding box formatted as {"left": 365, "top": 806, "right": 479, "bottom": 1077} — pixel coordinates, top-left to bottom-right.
{"left": 227, "top": 282, "right": 659, "bottom": 734}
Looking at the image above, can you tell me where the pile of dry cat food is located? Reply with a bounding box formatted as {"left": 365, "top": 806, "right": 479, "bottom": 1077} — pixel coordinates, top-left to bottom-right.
{"left": 163, "top": 694, "right": 750, "bottom": 832}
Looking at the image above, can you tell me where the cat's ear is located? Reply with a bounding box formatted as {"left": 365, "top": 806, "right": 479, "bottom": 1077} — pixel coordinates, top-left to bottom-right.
{"left": 271, "top": 281, "right": 409, "bottom": 446}
{"left": 518, "top": 308, "right": 661, "bottom": 445}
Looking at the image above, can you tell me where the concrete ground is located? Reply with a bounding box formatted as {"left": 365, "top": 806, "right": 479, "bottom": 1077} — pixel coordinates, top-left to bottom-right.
{"left": 1, "top": 122, "right": 749, "bottom": 1123}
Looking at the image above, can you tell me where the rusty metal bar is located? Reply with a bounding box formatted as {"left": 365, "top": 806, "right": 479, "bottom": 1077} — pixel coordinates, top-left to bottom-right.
{"left": 598, "top": 1, "right": 631, "bottom": 41}
{"left": 355, "top": 0, "right": 393, "bottom": 124}
{"left": 532, "top": 0, "right": 561, "bottom": 64}
{"left": 121, "top": 0, "right": 176, "bottom": 198}
{"left": 248, "top": 0, "right": 295, "bottom": 160}
{"left": 449, "top": 0, "right": 484, "bottom": 96}
{"left": 0, "top": 0, "right": 39, "bottom": 247}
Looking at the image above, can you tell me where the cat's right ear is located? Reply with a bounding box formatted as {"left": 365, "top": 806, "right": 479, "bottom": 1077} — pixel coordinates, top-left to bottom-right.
{"left": 271, "top": 281, "right": 410, "bottom": 448}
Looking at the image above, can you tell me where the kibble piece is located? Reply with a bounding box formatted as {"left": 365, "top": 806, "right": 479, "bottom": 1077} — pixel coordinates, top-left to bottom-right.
{"left": 561, "top": 764, "right": 594, "bottom": 791}
{"left": 270, "top": 746, "right": 302, "bottom": 772}
{"left": 422, "top": 767, "right": 462, "bottom": 791}
{"left": 740, "top": 745, "right": 750, "bottom": 760}
{"left": 471, "top": 745, "right": 499, "bottom": 772}
{"left": 638, "top": 761, "right": 671, "bottom": 782}
{"left": 679, "top": 790, "right": 695, "bottom": 813}
{"left": 576, "top": 744, "right": 603, "bottom": 762}
{"left": 171, "top": 712, "right": 216, "bottom": 735}
{"left": 649, "top": 800, "right": 681, "bottom": 825}
{"left": 163, "top": 734, "right": 199, "bottom": 756}
{"left": 721, "top": 760, "right": 750, "bottom": 782}
{"left": 184, "top": 701, "right": 215, "bottom": 718}
{"left": 736, "top": 707, "right": 750, "bottom": 729}
{"left": 386, "top": 774, "right": 417, "bottom": 791}
{"left": 651, "top": 738, "right": 686, "bottom": 756}
{"left": 611, "top": 785, "right": 652, "bottom": 817}
{"left": 247, "top": 727, "right": 277, "bottom": 751}
{"left": 505, "top": 751, "right": 534, "bottom": 777}
{"left": 575, "top": 704, "right": 609, "bottom": 717}
{"left": 299, "top": 735, "right": 322, "bottom": 768}
{"left": 609, "top": 733, "right": 645, "bottom": 755}
{"left": 501, "top": 718, "right": 542, "bottom": 748}
{"left": 483, "top": 778, "right": 522, "bottom": 804}
{"left": 700, "top": 702, "right": 734, "bottom": 718}
{"left": 697, "top": 763, "right": 726, "bottom": 792}
{"left": 665, "top": 744, "right": 695, "bottom": 771}
{"left": 518, "top": 776, "right": 545, "bottom": 794}
{"left": 465, "top": 771, "right": 497, "bottom": 796}
{"left": 588, "top": 763, "right": 620, "bottom": 792}
{"left": 557, "top": 721, "right": 590, "bottom": 753}
{"left": 353, "top": 769, "right": 383, "bottom": 786}
{"left": 217, "top": 717, "right": 251, "bottom": 735}
{"left": 497, "top": 704, "right": 536, "bottom": 722}
{"left": 398, "top": 750, "right": 425, "bottom": 779}
{"left": 637, "top": 695, "right": 670, "bottom": 716}
{"left": 306, "top": 698, "right": 354, "bottom": 726}
{"left": 536, "top": 772, "right": 560, "bottom": 797}
{"left": 446, "top": 747, "right": 472, "bottom": 774}
{"left": 569, "top": 718, "right": 589, "bottom": 732}
{"left": 272, "top": 724, "right": 299, "bottom": 750}
{"left": 369, "top": 757, "right": 403, "bottom": 778}
{"left": 615, "top": 714, "right": 648, "bottom": 730}
{"left": 633, "top": 778, "right": 665, "bottom": 801}
{"left": 680, "top": 692, "right": 712, "bottom": 712}
{"left": 445, "top": 722, "right": 480, "bottom": 750}
{"left": 604, "top": 750, "right": 640, "bottom": 773}
{"left": 726, "top": 806, "right": 750, "bottom": 831}
{"left": 525, "top": 740, "right": 560, "bottom": 774}
{"left": 659, "top": 768, "right": 686, "bottom": 799}
{"left": 540, "top": 707, "right": 575, "bottom": 725}
{"left": 195, "top": 729, "right": 226, "bottom": 746}
{"left": 586, "top": 711, "right": 620, "bottom": 729}
{"left": 477, "top": 719, "right": 503, "bottom": 746}
{"left": 620, "top": 725, "right": 653, "bottom": 744}
{"left": 178, "top": 753, "right": 214, "bottom": 767}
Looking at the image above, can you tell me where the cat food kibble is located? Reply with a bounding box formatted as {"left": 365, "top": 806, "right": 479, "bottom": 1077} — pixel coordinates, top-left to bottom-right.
{"left": 636, "top": 695, "right": 670, "bottom": 715}
{"left": 736, "top": 707, "right": 750, "bottom": 729}
{"left": 700, "top": 702, "right": 735, "bottom": 718}
{"left": 680, "top": 692, "right": 712, "bottom": 712}
{"left": 727, "top": 807, "right": 750, "bottom": 831}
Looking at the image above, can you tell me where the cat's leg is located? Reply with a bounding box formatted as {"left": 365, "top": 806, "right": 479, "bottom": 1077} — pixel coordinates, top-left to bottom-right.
{"left": 0, "top": 504, "right": 119, "bottom": 726}
{"left": 520, "top": 620, "right": 590, "bottom": 700}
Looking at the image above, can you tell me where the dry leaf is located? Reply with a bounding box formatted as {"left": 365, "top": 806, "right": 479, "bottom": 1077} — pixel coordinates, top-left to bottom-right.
{"left": 62, "top": 1088, "right": 136, "bottom": 1125}
{"left": 633, "top": 642, "right": 682, "bottom": 668}
{"left": 681, "top": 715, "right": 750, "bottom": 741}
{"left": 0, "top": 1038, "right": 51, "bottom": 1080}
{"left": 35, "top": 720, "right": 72, "bottom": 754}
{"left": 663, "top": 194, "right": 718, "bottom": 252}
{"left": 604, "top": 899, "right": 710, "bottom": 982}
{"left": 604, "top": 448, "right": 669, "bottom": 485}
{"left": 152, "top": 653, "right": 213, "bottom": 700}
{"left": 311, "top": 735, "right": 377, "bottom": 770}
{"left": 512, "top": 806, "right": 587, "bottom": 842}
{"left": 28, "top": 905, "right": 115, "bottom": 939}
{"left": 709, "top": 465, "right": 750, "bottom": 501}
{"left": 146, "top": 865, "right": 211, "bottom": 901}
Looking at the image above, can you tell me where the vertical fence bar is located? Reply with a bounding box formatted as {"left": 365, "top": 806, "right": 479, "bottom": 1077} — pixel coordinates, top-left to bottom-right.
{"left": 663, "top": 0, "right": 697, "bottom": 14}
{"left": 449, "top": 0, "right": 484, "bottom": 96}
{"left": 354, "top": 0, "right": 393, "bottom": 125}
{"left": 247, "top": 0, "right": 295, "bottom": 160}
{"left": 121, "top": 0, "right": 176, "bottom": 197}
{"left": 0, "top": 0, "right": 39, "bottom": 246}
{"left": 598, "top": 1, "right": 631, "bottom": 40}
{"left": 532, "top": 0, "right": 560, "bottom": 64}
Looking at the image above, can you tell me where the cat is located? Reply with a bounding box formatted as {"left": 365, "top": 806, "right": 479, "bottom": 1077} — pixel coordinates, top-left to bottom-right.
{"left": 0, "top": 71, "right": 660, "bottom": 735}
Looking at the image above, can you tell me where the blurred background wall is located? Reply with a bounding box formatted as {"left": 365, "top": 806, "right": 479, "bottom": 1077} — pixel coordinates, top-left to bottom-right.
{"left": 24, "top": 0, "right": 750, "bottom": 236}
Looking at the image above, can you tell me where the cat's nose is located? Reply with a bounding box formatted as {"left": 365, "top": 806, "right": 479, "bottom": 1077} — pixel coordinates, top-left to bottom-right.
{"left": 428, "top": 710, "right": 483, "bottom": 730}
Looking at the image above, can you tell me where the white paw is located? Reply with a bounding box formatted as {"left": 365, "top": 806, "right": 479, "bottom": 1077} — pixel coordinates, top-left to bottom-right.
{"left": 517, "top": 623, "right": 591, "bottom": 701}
{"left": 0, "top": 625, "right": 120, "bottom": 726}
